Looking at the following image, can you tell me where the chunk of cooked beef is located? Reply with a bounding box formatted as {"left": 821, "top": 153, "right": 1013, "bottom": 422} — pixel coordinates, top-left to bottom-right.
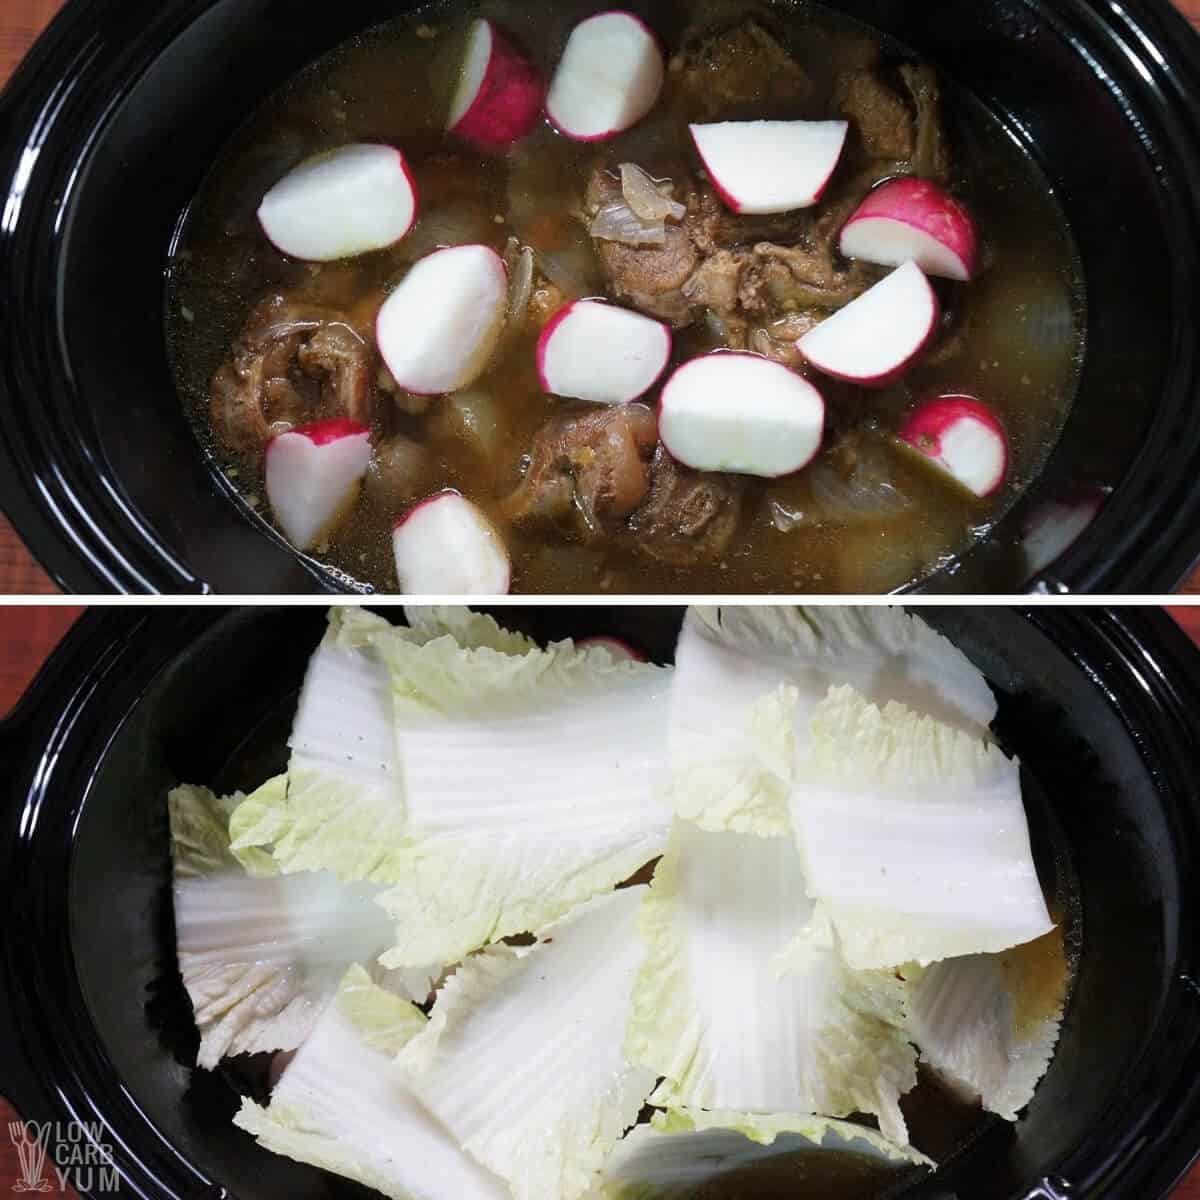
{"left": 836, "top": 69, "right": 916, "bottom": 161}
{"left": 674, "top": 19, "right": 814, "bottom": 119}
{"left": 209, "top": 293, "right": 376, "bottom": 457}
{"left": 502, "top": 404, "right": 658, "bottom": 534}
{"left": 586, "top": 162, "right": 874, "bottom": 335}
{"left": 835, "top": 64, "right": 949, "bottom": 179}
{"left": 750, "top": 241, "right": 878, "bottom": 312}
{"left": 630, "top": 447, "right": 742, "bottom": 566}
{"left": 749, "top": 312, "right": 823, "bottom": 370}
{"left": 898, "top": 63, "right": 951, "bottom": 181}
{"left": 586, "top": 169, "right": 699, "bottom": 326}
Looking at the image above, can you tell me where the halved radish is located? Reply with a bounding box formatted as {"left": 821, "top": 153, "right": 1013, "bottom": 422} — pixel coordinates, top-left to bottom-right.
{"left": 537, "top": 299, "right": 671, "bottom": 405}
{"left": 546, "top": 12, "right": 664, "bottom": 142}
{"left": 264, "top": 420, "right": 372, "bottom": 551}
{"left": 376, "top": 245, "right": 508, "bottom": 396}
{"left": 393, "top": 491, "right": 511, "bottom": 595}
{"left": 258, "top": 144, "right": 417, "bottom": 262}
{"left": 447, "top": 19, "right": 545, "bottom": 151}
{"left": 690, "top": 120, "right": 849, "bottom": 214}
{"left": 840, "top": 178, "right": 980, "bottom": 282}
{"left": 798, "top": 261, "right": 940, "bottom": 386}
{"left": 1021, "top": 488, "right": 1106, "bottom": 575}
{"left": 578, "top": 636, "right": 647, "bottom": 662}
{"left": 658, "top": 352, "right": 825, "bottom": 478}
{"left": 899, "top": 395, "right": 1009, "bottom": 498}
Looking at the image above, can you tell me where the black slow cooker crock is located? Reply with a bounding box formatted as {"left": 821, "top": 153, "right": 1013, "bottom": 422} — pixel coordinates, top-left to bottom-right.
{"left": 0, "top": 606, "right": 1198, "bottom": 1199}
{"left": 0, "top": 1, "right": 1199, "bottom": 594}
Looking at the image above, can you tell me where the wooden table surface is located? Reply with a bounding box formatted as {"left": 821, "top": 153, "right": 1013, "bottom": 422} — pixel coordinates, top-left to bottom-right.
{"left": 1, "top": 2, "right": 1200, "bottom": 594}
{"left": 1, "top": 606, "right": 1200, "bottom": 1195}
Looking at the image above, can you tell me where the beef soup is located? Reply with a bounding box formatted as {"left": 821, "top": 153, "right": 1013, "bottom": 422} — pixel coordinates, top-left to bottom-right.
{"left": 167, "top": 0, "right": 1084, "bottom": 594}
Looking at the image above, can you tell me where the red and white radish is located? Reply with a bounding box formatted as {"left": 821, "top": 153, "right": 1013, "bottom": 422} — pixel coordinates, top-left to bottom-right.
{"left": 798, "top": 261, "right": 940, "bottom": 386}
{"left": 840, "top": 178, "right": 980, "bottom": 282}
{"left": 258, "top": 144, "right": 417, "bottom": 262}
{"left": 658, "top": 352, "right": 825, "bottom": 478}
{"left": 536, "top": 299, "right": 671, "bottom": 405}
{"left": 447, "top": 19, "right": 545, "bottom": 151}
{"left": 899, "top": 395, "right": 1009, "bottom": 498}
{"left": 546, "top": 12, "right": 664, "bottom": 142}
{"left": 578, "top": 636, "right": 647, "bottom": 662}
{"left": 393, "top": 491, "right": 511, "bottom": 595}
{"left": 376, "top": 245, "right": 508, "bottom": 396}
{"left": 690, "top": 120, "right": 849, "bottom": 214}
{"left": 265, "top": 420, "right": 372, "bottom": 551}
{"left": 1021, "top": 488, "right": 1106, "bottom": 575}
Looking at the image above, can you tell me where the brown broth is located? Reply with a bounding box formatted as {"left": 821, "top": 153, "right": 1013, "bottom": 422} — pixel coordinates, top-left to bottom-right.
{"left": 166, "top": 0, "right": 1084, "bottom": 593}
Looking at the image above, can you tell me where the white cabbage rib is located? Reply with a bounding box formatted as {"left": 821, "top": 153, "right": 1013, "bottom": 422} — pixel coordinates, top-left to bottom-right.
{"left": 669, "top": 606, "right": 997, "bottom": 832}
{"left": 229, "top": 607, "right": 407, "bottom": 881}
{"left": 628, "top": 821, "right": 917, "bottom": 1145}
{"left": 169, "top": 782, "right": 399, "bottom": 1069}
{"left": 235, "top": 966, "right": 511, "bottom": 1200}
{"left": 588, "top": 1107, "right": 929, "bottom": 1198}
{"left": 905, "top": 931, "right": 1067, "bottom": 1120}
{"left": 793, "top": 685, "right": 1054, "bottom": 970}
{"left": 228, "top": 606, "right": 537, "bottom": 883}
{"left": 369, "top": 634, "right": 673, "bottom": 966}
{"left": 397, "top": 888, "right": 657, "bottom": 1200}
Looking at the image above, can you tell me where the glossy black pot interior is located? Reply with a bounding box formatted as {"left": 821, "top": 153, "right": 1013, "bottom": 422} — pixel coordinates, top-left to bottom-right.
{"left": 0, "top": 0, "right": 1199, "bottom": 594}
{"left": 1, "top": 607, "right": 1199, "bottom": 1200}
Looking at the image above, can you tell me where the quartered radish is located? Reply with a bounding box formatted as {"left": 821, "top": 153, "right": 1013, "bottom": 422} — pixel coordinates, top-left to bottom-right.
{"left": 899, "top": 395, "right": 1009, "bottom": 498}
{"left": 840, "top": 178, "right": 980, "bottom": 282}
{"left": 377, "top": 245, "right": 508, "bottom": 396}
{"left": 689, "top": 120, "right": 849, "bottom": 215}
{"left": 547, "top": 12, "right": 665, "bottom": 142}
{"left": 265, "top": 420, "right": 372, "bottom": 551}
{"left": 798, "top": 261, "right": 940, "bottom": 386}
{"left": 393, "top": 491, "right": 511, "bottom": 595}
{"left": 448, "top": 19, "right": 545, "bottom": 151}
{"left": 537, "top": 299, "right": 671, "bottom": 405}
{"left": 258, "top": 144, "right": 417, "bottom": 262}
{"left": 658, "top": 352, "right": 825, "bottom": 478}
{"left": 578, "top": 636, "right": 648, "bottom": 662}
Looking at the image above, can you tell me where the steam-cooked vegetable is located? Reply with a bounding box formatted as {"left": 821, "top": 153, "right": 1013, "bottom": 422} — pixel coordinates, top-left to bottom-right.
{"left": 235, "top": 966, "right": 512, "bottom": 1200}
{"left": 628, "top": 821, "right": 917, "bottom": 1145}
{"left": 792, "top": 685, "right": 1054, "bottom": 969}
{"left": 169, "top": 781, "right": 399, "bottom": 1068}
{"left": 397, "top": 888, "right": 657, "bottom": 1200}
{"left": 668, "top": 606, "right": 997, "bottom": 833}
{"left": 904, "top": 933, "right": 1067, "bottom": 1120}
{"left": 367, "top": 631, "right": 673, "bottom": 966}
{"left": 589, "top": 1108, "right": 928, "bottom": 1198}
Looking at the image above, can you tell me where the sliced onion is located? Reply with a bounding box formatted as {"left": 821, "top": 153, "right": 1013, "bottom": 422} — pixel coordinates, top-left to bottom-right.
{"left": 502, "top": 238, "right": 535, "bottom": 340}
{"left": 620, "top": 163, "right": 686, "bottom": 222}
{"left": 588, "top": 200, "right": 666, "bottom": 247}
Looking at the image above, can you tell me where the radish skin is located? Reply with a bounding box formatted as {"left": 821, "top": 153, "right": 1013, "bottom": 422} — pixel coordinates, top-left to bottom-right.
{"left": 578, "top": 636, "right": 647, "bottom": 662}
{"left": 448, "top": 20, "right": 546, "bottom": 151}
{"left": 265, "top": 420, "right": 372, "bottom": 551}
{"left": 690, "top": 121, "right": 849, "bottom": 214}
{"left": 899, "top": 395, "right": 1009, "bottom": 498}
{"left": 840, "top": 179, "right": 979, "bottom": 282}
{"left": 547, "top": 12, "right": 665, "bottom": 142}
{"left": 798, "top": 262, "right": 940, "bottom": 387}
{"left": 258, "top": 144, "right": 418, "bottom": 262}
